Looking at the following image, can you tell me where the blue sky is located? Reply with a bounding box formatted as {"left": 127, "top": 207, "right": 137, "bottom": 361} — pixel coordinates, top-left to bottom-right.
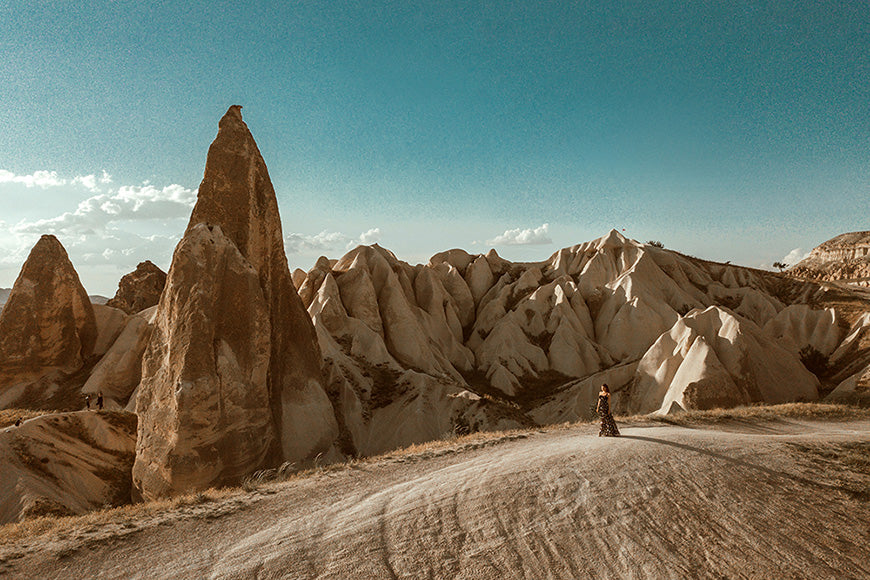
{"left": 1, "top": 1, "right": 868, "bottom": 294}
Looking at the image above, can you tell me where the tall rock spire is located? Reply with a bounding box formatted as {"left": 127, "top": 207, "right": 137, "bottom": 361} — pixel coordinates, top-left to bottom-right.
{"left": 133, "top": 106, "right": 338, "bottom": 499}
{"left": 187, "top": 105, "right": 337, "bottom": 462}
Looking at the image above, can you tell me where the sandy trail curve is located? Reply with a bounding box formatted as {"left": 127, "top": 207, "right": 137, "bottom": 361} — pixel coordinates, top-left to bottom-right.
{"left": 3, "top": 419, "right": 869, "bottom": 579}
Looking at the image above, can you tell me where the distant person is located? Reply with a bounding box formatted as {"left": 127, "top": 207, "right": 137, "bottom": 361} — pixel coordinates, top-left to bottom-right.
{"left": 597, "top": 384, "right": 620, "bottom": 437}
{"left": 14, "top": 417, "right": 22, "bottom": 427}
{"left": 85, "top": 394, "right": 91, "bottom": 410}
{"left": 97, "top": 392, "right": 104, "bottom": 411}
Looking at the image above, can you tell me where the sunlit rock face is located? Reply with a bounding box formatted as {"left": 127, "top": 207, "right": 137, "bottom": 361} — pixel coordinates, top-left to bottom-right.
{"left": 106, "top": 261, "right": 167, "bottom": 314}
{"left": 0, "top": 235, "right": 96, "bottom": 373}
{"left": 297, "top": 230, "right": 869, "bottom": 436}
{"left": 132, "top": 224, "right": 276, "bottom": 500}
{"left": 627, "top": 306, "right": 820, "bottom": 415}
{"left": 132, "top": 107, "right": 337, "bottom": 499}
{"left": 790, "top": 231, "right": 870, "bottom": 285}
{"left": 186, "top": 105, "right": 337, "bottom": 463}
{"left": 0, "top": 235, "right": 97, "bottom": 410}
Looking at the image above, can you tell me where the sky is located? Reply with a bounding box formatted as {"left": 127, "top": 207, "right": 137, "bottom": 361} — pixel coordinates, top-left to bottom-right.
{"left": 1, "top": 1, "right": 868, "bottom": 295}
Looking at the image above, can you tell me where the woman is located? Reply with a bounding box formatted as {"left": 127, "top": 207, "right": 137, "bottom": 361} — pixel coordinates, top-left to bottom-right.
{"left": 596, "top": 383, "right": 620, "bottom": 437}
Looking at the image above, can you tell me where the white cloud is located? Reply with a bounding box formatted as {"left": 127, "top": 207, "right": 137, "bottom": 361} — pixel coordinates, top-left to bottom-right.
{"left": 354, "top": 228, "right": 382, "bottom": 248}
{"left": 487, "top": 223, "right": 552, "bottom": 246}
{"left": 285, "top": 228, "right": 383, "bottom": 255}
{"left": 0, "top": 169, "right": 115, "bottom": 192}
{"left": 11, "top": 183, "right": 197, "bottom": 236}
{"left": 0, "top": 169, "right": 66, "bottom": 188}
{"left": 0, "top": 172, "right": 196, "bottom": 293}
{"left": 781, "top": 248, "right": 810, "bottom": 267}
{"left": 285, "top": 230, "right": 348, "bottom": 253}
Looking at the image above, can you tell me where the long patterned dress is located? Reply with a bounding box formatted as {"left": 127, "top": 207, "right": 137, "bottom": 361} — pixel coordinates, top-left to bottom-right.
{"left": 598, "top": 394, "right": 620, "bottom": 437}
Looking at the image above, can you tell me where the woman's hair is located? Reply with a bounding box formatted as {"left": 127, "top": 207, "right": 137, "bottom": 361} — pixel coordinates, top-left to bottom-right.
{"left": 601, "top": 384, "right": 610, "bottom": 393}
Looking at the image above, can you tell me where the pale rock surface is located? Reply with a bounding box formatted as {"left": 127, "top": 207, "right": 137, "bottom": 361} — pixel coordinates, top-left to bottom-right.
{"left": 293, "top": 228, "right": 852, "bottom": 437}
{"left": 628, "top": 306, "right": 819, "bottom": 415}
{"left": 84, "top": 307, "right": 155, "bottom": 405}
{"left": 303, "top": 245, "right": 524, "bottom": 455}
{"left": 132, "top": 224, "right": 276, "bottom": 500}
{"left": 0, "top": 411, "right": 136, "bottom": 524}
{"left": 91, "top": 304, "right": 129, "bottom": 357}
{"left": 763, "top": 304, "right": 842, "bottom": 356}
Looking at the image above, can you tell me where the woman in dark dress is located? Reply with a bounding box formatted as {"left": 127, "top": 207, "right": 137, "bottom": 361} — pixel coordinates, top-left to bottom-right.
{"left": 596, "top": 383, "right": 620, "bottom": 437}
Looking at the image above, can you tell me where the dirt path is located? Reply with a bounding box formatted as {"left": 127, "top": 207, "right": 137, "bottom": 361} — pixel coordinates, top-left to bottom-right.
{"left": 3, "top": 419, "right": 869, "bottom": 579}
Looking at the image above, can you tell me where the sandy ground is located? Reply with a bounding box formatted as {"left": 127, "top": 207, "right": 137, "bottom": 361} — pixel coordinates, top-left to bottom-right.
{"left": 1, "top": 418, "right": 868, "bottom": 579}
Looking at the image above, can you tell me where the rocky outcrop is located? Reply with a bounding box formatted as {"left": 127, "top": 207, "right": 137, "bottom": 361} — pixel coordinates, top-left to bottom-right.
{"left": 297, "top": 231, "right": 860, "bottom": 433}
{"left": 106, "top": 261, "right": 167, "bottom": 314}
{"left": 84, "top": 307, "right": 155, "bottom": 407}
{"left": 790, "top": 231, "right": 870, "bottom": 284}
{"left": 132, "top": 224, "right": 278, "bottom": 499}
{"left": 762, "top": 305, "right": 841, "bottom": 356}
{"left": 627, "top": 307, "right": 819, "bottom": 415}
{"left": 0, "top": 411, "right": 137, "bottom": 524}
{"left": 132, "top": 107, "right": 337, "bottom": 499}
{"left": 0, "top": 236, "right": 97, "bottom": 410}
{"left": 0, "top": 235, "right": 96, "bottom": 373}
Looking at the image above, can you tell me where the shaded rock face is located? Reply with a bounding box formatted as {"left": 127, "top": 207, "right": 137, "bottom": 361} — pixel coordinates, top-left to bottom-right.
{"left": 0, "top": 411, "right": 137, "bottom": 524}
{"left": 185, "top": 105, "right": 335, "bottom": 463}
{"left": 132, "top": 224, "right": 276, "bottom": 499}
{"left": 106, "top": 261, "right": 167, "bottom": 314}
{"left": 84, "top": 307, "right": 155, "bottom": 406}
{"left": 0, "top": 236, "right": 97, "bottom": 411}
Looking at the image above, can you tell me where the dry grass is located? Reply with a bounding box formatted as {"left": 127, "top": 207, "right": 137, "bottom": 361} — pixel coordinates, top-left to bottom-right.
{"left": 0, "top": 486, "right": 247, "bottom": 548}
{"left": 0, "top": 409, "right": 52, "bottom": 429}
{"left": 617, "top": 402, "right": 870, "bottom": 426}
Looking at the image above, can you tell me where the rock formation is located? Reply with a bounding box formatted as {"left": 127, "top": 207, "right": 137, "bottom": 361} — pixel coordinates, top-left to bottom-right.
{"left": 132, "top": 224, "right": 277, "bottom": 499}
{"left": 0, "top": 411, "right": 137, "bottom": 524}
{"left": 133, "top": 106, "right": 337, "bottom": 499}
{"left": 106, "top": 261, "right": 167, "bottom": 314}
{"left": 627, "top": 306, "right": 819, "bottom": 415}
{"left": 84, "top": 306, "right": 155, "bottom": 407}
{"left": 184, "top": 105, "right": 337, "bottom": 464}
{"left": 790, "top": 231, "right": 870, "bottom": 285}
{"left": 297, "top": 231, "right": 869, "bottom": 436}
{"left": 0, "top": 235, "right": 97, "bottom": 410}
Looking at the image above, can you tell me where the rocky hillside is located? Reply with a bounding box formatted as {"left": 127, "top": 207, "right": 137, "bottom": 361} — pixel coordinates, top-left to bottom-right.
{"left": 0, "top": 106, "right": 868, "bottom": 517}
{"left": 790, "top": 231, "right": 870, "bottom": 285}
{"left": 296, "top": 232, "right": 870, "bottom": 454}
